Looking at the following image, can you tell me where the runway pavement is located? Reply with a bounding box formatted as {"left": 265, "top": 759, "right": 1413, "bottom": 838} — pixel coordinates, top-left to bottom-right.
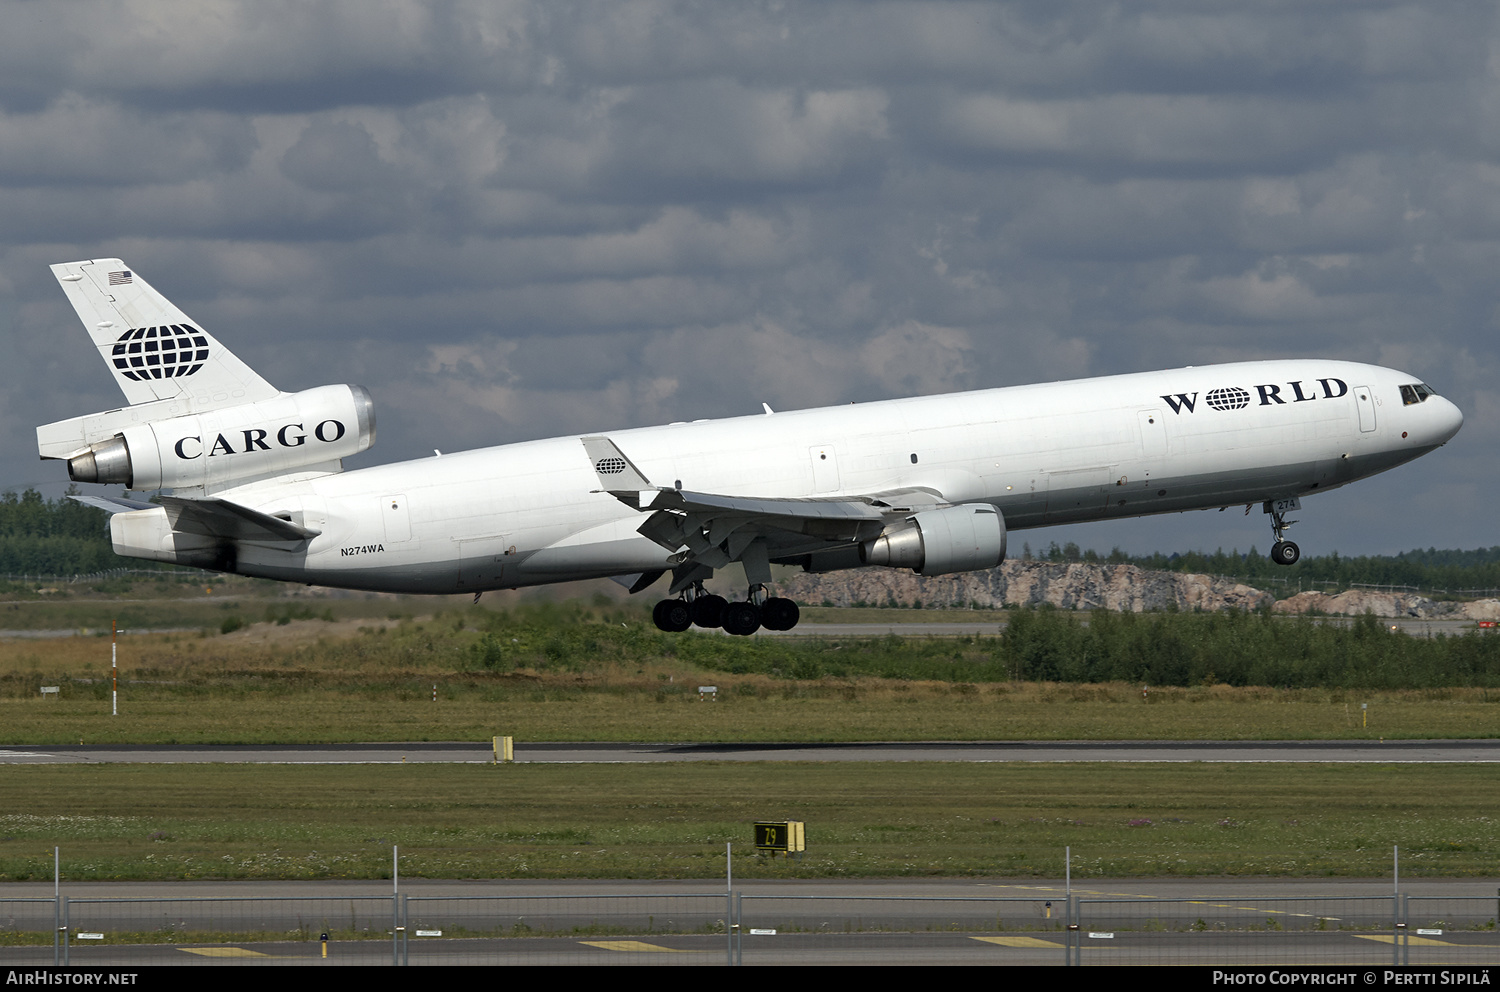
{"left": 2, "top": 738, "right": 1497, "bottom": 763}
{"left": 5, "top": 877, "right": 1497, "bottom": 967}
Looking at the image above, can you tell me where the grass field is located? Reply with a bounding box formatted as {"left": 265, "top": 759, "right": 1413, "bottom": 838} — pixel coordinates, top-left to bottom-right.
{"left": 1, "top": 763, "right": 1495, "bottom": 882}
{"left": 3, "top": 616, "right": 1498, "bottom": 742}
{"left": 4, "top": 682, "right": 1497, "bottom": 744}
{"left": 2, "top": 590, "right": 1495, "bottom": 884}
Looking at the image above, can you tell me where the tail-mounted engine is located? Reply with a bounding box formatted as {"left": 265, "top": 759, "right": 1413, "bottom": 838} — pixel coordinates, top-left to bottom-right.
{"left": 41, "top": 384, "right": 375, "bottom": 492}
{"left": 861, "top": 503, "right": 1007, "bottom": 576}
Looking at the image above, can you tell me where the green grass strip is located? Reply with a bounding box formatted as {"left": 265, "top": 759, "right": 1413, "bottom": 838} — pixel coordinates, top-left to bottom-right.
{"left": 1, "top": 763, "right": 1496, "bottom": 881}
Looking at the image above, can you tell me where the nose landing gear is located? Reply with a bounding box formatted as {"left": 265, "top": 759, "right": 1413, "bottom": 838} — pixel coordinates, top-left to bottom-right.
{"left": 1264, "top": 497, "right": 1301, "bottom": 566}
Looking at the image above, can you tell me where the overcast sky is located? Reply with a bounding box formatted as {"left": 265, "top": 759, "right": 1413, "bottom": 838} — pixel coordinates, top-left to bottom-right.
{"left": 1, "top": 1, "right": 1495, "bottom": 560}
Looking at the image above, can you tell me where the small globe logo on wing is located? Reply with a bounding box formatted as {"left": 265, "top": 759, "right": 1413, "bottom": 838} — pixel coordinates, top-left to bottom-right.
{"left": 1205, "top": 386, "right": 1250, "bottom": 411}
{"left": 111, "top": 325, "right": 210, "bottom": 381}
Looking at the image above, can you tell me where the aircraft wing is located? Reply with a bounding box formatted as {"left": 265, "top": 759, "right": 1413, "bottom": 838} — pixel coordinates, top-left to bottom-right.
{"left": 581, "top": 435, "right": 944, "bottom": 574}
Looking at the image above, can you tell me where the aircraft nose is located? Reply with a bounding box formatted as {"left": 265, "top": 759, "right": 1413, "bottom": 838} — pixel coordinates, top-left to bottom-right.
{"left": 1431, "top": 396, "right": 1463, "bottom": 444}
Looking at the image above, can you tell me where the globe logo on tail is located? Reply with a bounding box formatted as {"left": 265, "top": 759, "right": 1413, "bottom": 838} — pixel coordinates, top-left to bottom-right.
{"left": 112, "top": 325, "right": 210, "bottom": 381}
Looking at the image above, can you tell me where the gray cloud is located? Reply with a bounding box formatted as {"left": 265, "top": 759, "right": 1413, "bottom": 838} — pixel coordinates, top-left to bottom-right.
{"left": 1, "top": 1, "right": 1496, "bottom": 558}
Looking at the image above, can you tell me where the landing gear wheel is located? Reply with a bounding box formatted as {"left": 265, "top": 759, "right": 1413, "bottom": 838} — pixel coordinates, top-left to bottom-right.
{"left": 722, "top": 601, "right": 762, "bottom": 636}
{"left": 1271, "top": 541, "right": 1301, "bottom": 566}
{"left": 653, "top": 598, "right": 692, "bottom": 632}
{"left": 1264, "top": 499, "right": 1303, "bottom": 567}
{"left": 760, "top": 597, "right": 800, "bottom": 631}
{"left": 691, "top": 594, "right": 727, "bottom": 629}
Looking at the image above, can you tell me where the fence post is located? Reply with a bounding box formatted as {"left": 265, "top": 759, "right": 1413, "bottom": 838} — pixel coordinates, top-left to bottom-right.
{"left": 1392, "top": 888, "right": 1404, "bottom": 966}
{"left": 725, "top": 842, "right": 734, "bottom": 967}
{"left": 397, "top": 893, "right": 408, "bottom": 966}
{"left": 1393, "top": 845, "right": 1401, "bottom": 967}
{"left": 392, "top": 845, "right": 401, "bottom": 966}
{"left": 1065, "top": 846, "right": 1075, "bottom": 966}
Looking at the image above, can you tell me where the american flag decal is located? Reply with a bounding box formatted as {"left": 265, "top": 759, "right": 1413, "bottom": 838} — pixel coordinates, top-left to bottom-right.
{"left": 108, "top": 271, "right": 132, "bottom": 285}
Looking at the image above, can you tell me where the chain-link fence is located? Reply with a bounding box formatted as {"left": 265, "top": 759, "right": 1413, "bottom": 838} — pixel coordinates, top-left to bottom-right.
{"left": 3, "top": 886, "right": 1494, "bottom": 966}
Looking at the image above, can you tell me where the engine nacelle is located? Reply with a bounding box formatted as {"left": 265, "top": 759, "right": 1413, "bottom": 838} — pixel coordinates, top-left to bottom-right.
{"left": 861, "top": 503, "right": 1007, "bottom": 576}
{"left": 64, "top": 384, "right": 375, "bottom": 491}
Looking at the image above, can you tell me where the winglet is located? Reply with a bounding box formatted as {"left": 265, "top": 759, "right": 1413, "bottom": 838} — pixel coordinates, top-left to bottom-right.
{"left": 580, "top": 436, "right": 663, "bottom": 509}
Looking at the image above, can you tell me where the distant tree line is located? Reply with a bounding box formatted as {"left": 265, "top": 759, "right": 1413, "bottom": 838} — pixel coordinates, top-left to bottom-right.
{"left": 6, "top": 484, "right": 1500, "bottom": 594}
{"left": 455, "top": 602, "right": 1500, "bottom": 690}
{"left": 1020, "top": 540, "right": 1500, "bottom": 595}
{"left": 1001, "top": 607, "right": 1500, "bottom": 689}
{"left": 0, "top": 488, "right": 123, "bottom": 574}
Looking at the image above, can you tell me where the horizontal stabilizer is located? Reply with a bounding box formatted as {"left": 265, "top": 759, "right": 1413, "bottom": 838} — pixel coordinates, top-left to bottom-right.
{"left": 68, "top": 494, "right": 158, "bottom": 514}
{"left": 158, "top": 496, "right": 320, "bottom": 543}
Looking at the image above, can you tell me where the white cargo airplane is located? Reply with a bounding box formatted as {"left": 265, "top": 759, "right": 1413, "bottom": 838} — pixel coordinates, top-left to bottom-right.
{"left": 37, "top": 258, "right": 1463, "bottom": 634}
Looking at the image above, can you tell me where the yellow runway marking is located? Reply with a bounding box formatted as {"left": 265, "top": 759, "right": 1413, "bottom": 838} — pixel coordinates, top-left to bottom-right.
{"left": 579, "top": 939, "right": 686, "bottom": 952}
{"left": 1355, "top": 934, "right": 1457, "bottom": 946}
{"left": 984, "top": 884, "right": 1336, "bottom": 921}
{"left": 972, "top": 936, "right": 1061, "bottom": 948}
{"left": 1183, "top": 900, "right": 1338, "bottom": 920}
{"left": 179, "top": 947, "right": 271, "bottom": 957}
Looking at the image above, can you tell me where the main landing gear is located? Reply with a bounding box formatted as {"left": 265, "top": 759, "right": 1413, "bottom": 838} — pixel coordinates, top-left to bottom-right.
{"left": 652, "top": 583, "right": 800, "bottom": 635}
{"left": 1264, "top": 498, "right": 1301, "bottom": 566}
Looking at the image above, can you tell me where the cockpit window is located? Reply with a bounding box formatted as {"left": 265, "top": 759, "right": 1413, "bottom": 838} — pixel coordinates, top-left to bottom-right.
{"left": 1400, "top": 383, "right": 1437, "bottom": 405}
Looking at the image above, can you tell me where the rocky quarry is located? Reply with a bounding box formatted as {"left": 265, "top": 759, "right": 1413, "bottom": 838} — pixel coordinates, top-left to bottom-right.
{"left": 779, "top": 561, "right": 1500, "bottom": 620}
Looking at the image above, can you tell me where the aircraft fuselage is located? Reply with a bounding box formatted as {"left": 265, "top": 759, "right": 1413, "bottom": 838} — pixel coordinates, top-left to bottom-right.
{"left": 203, "top": 358, "right": 1460, "bottom": 593}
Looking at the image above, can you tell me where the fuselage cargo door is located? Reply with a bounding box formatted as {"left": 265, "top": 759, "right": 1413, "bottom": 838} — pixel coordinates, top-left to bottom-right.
{"left": 381, "top": 494, "right": 411, "bottom": 543}
{"left": 1138, "top": 409, "right": 1166, "bottom": 477}
{"left": 458, "top": 536, "right": 509, "bottom": 588}
{"left": 808, "top": 444, "right": 841, "bottom": 493}
{"left": 1355, "top": 386, "right": 1377, "bottom": 433}
{"left": 1045, "top": 466, "right": 1112, "bottom": 523}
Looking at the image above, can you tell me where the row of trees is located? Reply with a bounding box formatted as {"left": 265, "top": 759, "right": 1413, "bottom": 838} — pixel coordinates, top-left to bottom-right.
{"left": 0, "top": 488, "right": 122, "bottom": 575}
{"left": 1002, "top": 607, "right": 1500, "bottom": 688}
{"left": 5, "top": 485, "right": 1500, "bottom": 594}
{"left": 451, "top": 603, "right": 1500, "bottom": 689}
{"left": 1021, "top": 540, "right": 1500, "bottom": 594}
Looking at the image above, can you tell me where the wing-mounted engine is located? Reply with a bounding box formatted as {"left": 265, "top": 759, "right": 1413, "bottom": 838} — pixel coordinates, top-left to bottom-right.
{"left": 38, "top": 384, "right": 376, "bottom": 493}
{"left": 861, "top": 503, "right": 1007, "bottom": 575}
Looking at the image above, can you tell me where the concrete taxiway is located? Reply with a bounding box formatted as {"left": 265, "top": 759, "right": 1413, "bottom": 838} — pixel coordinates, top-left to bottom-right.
{"left": 2, "top": 739, "right": 1497, "bottom": 763}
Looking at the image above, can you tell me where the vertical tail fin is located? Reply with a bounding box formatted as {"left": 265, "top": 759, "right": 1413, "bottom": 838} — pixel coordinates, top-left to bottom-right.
{"left": 51, "top": 258, "right": 278, "bottom": 407}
